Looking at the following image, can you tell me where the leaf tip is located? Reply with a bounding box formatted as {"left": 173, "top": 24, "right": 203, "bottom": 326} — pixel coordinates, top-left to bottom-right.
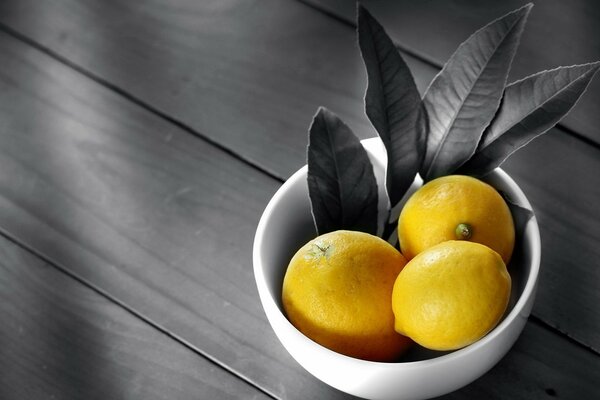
{"left": 581, "top": 61, "right": 600, "bottom": 82}
{"left": 503, "top": 2, "right": 533, "bottom": 25}
{"left": 589, "top": 60, "right": 600, "bottom": 72}
{"left": 311, "top": 106, "right": 334, "bottom": 126}
{"left": 308, "top": 107, "right": 327, "bottom": 146}
{"left": 518, "top": 2, "right": 534, "bottom": 16}
{"left": 314, "top": 105, "right": 327, "bottom": 116}
{"left": 357, "top": 2, "right": 376, "bottom": 34}
{"left": 356, "top": 2, "right": 368, "bottom": 18}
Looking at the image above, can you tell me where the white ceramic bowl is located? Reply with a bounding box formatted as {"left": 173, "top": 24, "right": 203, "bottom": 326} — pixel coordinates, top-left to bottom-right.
{"left": 253, "top": 137, "right": 541, "bottom": 400}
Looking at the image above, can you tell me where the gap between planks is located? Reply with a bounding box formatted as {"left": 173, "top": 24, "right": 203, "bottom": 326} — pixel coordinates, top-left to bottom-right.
{"left": 529, "top": 314, "right": 599, "bottom": 356}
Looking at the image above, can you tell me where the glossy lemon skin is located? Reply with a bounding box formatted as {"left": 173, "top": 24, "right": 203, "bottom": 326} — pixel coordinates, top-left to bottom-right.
{"left": 398, "top": 175, "right": 515, "bottom": 263}
{"left": 282, "top": 230, "right": 412, "bottom": 361}
{"left": 392, "top": 240, "right": 511, "bottom": 351}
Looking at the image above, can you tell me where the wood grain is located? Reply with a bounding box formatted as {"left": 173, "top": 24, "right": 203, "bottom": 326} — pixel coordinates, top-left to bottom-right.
{"left": 0, "top": 30, "right": 355, "bottom": 400}
{"left": 0, "top": 235, "right": 270, "bottom": 400}
{"left": 0, "top": 0, "right": 593, "bottom": 352}
{"left": 0, "top": 51, "right": 596, "bottom": 397}
{"left": 0, "top": 0, "right": 438, "bottom": 180}
{"left": 304, "top": 0, "right": 600, "bottom": 146}
{"left": 0, "top": 1, "right": 598, "bottom": 399}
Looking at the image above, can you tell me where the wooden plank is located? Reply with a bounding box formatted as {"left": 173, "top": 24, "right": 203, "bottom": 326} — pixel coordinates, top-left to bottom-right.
{"left": 0, "top": 0, "right": 437, "bottom": 180}
{"left": 0, "top": 2, "right": 597, "bottom": 399}
{"left": 0, "top": 235, "right": 270, "bottom": 400}
{"left": 0, "top": 210, "right": 598, "bottom": 400}
{"left": 0, "top": 30, "right": 351, "bottom": 400}
{"left": 499, "top": 131, "right": 600, "bottom": 353}
{"left": 448, "top": 321, "right": 599, "bottom": 399}
{"left": 303, "top": 0, "right": 600, "bottom": 146}
{"left": 0, "top": 63, "right": 600, "bottom": 399}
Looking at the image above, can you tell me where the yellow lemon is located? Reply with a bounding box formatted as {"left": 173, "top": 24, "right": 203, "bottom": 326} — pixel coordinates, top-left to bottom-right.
{"left": 282, "top": 230, "right": 412, "bottom": 361}
{"left": 398, "top": 175, "right": 515, "bottom": 263}
{"left": 392, "top": 240, "right": 511, "bottom": 351}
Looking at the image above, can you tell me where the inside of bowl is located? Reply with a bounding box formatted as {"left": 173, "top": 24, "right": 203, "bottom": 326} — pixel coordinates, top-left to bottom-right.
{"left": 260, "top": 165, "right": 536, "bottom": 362}
{"left": 259, "top": 169, "right": 317, "bottom": 310}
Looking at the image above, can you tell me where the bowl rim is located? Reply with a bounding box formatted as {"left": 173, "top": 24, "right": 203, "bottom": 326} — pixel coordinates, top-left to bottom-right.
{"left": 253, "top": 137, "right": 542, "bottom": 369}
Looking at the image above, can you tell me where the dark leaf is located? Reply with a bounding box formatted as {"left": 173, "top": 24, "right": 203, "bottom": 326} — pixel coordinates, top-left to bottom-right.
{"left": 459, "top": 62, "right": 600, "bottom": 176}
{"left": 358, "top": 5, "right": 426, "bottom": 207}
{"left": 500, "top": 190, "right": 534, "bottom": 255}
{"left": 307, "top": 107, "right": 379, "bottom": 235}
{"left": 499, "top": 190, "right": 534, "bottom": 276}
{"left": 420, "top": 3, "right": 532, "bottom": 181}
{"left": 509, "top": 202, "right": 534, "bottom": 239}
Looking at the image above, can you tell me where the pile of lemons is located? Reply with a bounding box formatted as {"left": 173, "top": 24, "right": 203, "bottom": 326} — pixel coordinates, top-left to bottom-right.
{"left": 282, "top": 175, "right": 514, "bottom": 361}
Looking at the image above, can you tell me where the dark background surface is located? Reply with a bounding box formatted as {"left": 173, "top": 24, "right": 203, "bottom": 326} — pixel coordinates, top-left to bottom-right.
{"left": 0, "top": 1, "right": 598, "bottom": 399}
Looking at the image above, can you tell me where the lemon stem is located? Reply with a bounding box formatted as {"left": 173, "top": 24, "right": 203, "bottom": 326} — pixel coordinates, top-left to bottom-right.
{"left": 310, "top": 241, "right": 333, "bottom": 259}
{"left": 455, "top": 223, "right": 473, "bottom": 240}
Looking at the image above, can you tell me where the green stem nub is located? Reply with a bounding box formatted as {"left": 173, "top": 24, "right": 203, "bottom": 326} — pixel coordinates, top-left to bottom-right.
{"left": 455, "top": 223, "right": 473, "bottom": 240}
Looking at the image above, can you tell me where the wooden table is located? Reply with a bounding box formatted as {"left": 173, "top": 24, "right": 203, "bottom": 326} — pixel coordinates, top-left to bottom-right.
{"left": 0, "top": 1, "right": 598, "bottom": 398}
